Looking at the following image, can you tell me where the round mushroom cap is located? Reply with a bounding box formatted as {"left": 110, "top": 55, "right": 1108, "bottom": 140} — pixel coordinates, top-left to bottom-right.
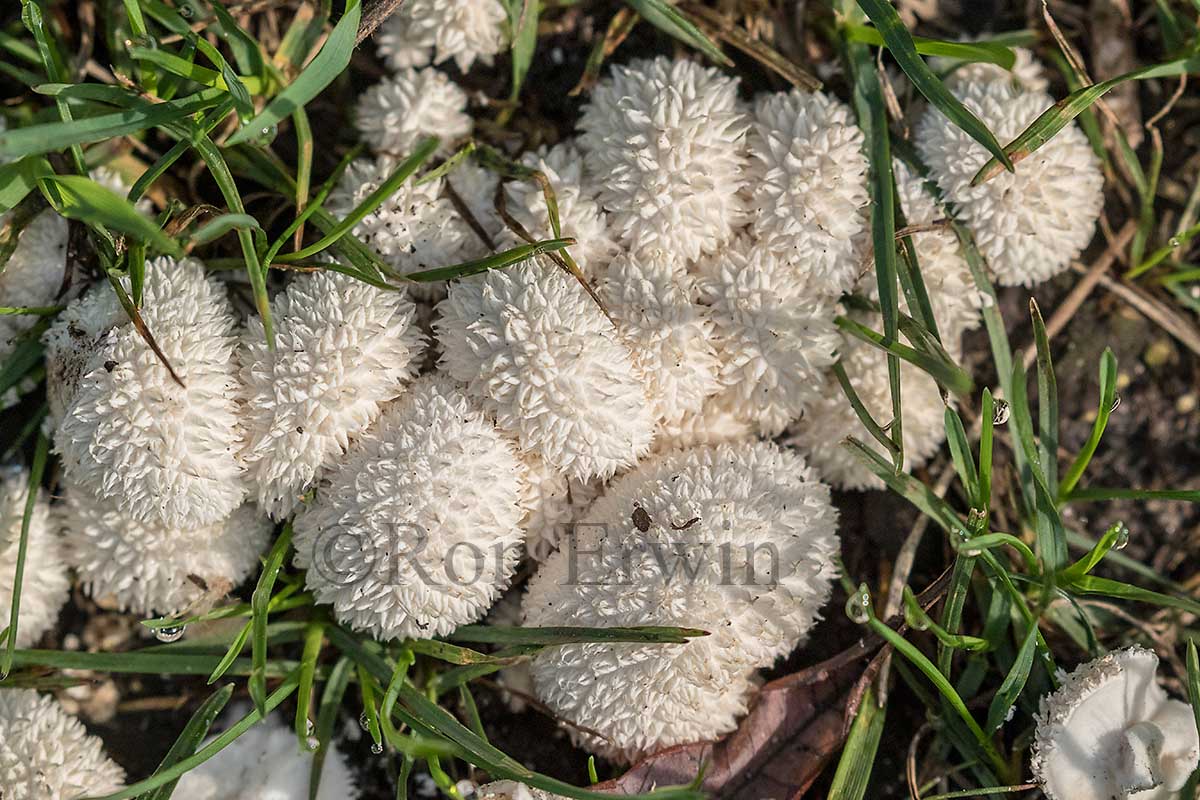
{"left": 522, "top": 441, "right": 839, "bottom": 762}
{"left": 173, "top": 715, "right": 357, "bottom": 800}
{"left": 1032, "top": 646, "right": 1200, "bottom": 800}
{"left": 0, "top": 467, "right": 69, "bottom": 648}
{"left": 0, "top": 688, "right": 125, "bottom": 800}
{"left": 355, "top": 67, "right": 471, "bottom": 157}
{"left": 375, "top": 0, "right": 507, "bottom": 73}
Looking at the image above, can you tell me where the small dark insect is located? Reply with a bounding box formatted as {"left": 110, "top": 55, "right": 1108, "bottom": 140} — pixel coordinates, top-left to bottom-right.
{"left": 631, "top": 505, "right": 652, "bottom": 532}
{"left": 103, "top": 360, "right": 118, "bottom": 372}
{"left": 186, "top": 574, "right": 209, "bottom": 591}
{"left": 670, "top": 517, "right": 701, "bottom": 531}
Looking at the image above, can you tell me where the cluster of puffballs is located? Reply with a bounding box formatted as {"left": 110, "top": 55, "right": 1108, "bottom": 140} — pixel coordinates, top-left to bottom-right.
{"left": 1, "top": 2, "right": 1193, "bottom": 798}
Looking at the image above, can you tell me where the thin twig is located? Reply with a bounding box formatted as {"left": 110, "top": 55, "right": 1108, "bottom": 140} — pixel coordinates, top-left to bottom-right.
{"left": 357, "top": 0, "right": 407, "bottom": 45}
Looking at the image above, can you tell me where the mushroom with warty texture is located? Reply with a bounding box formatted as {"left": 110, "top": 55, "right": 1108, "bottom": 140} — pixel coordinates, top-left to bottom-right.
{"left": 293, "top": 375, "right": 528, "bottom": 640}
{"left": 0, "top": 688, "right": 125, "bottom": 800}
{"left": 374, "top": 0, "right": 508, "bottom": 73}
{"left": 0, "top": 467, "right": 69, "bottom": 648}
{"left": 355, "top": 66, "right": 472, "bottom": 157}
{"left": 1032, "top": 645, "right": 1200, "bottom": 800}
{"left": 43, "top": 256, "right": 245, "bottom": 529}
{"left": 522, "top": 441, "right": 839, "bottom": 763}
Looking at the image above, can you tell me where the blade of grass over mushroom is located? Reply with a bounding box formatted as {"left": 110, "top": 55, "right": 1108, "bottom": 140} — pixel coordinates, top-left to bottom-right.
{"left": 971, "top": 54, "right": 1200, "bottom": 184}
{"left": 1059, "top": 348, "right": 1117, "bottom": 500}
{"left": 843, "top": 439, "right": 961, "bottom": 532}
{"left": 276, "top": 136, "right": 438, "bottom": 263}
{"left": 139, "top": 683, "right": 234, "bottom": 800}
{"left": 0, "top": 155, "right": 52, "bottom": 213}
{"left": 833, "top": 360, "right": 901, "bottom": 460}
{"left": 403, "top": 238, "right": 576, "bottom": 283}
{"left": 226, "top": 0, "right": 361, "bottom": 145}
{"left": 250, "top": 524, "right": 294, "bottom": 716}
{"left": 622, "top": 0, "right": 731, "bottom": 66}
{"left": 0, "top": 432, "right": 48, "bottom": 678}
{"left": 842, "top": 24, "right": 1017, "bottom": 67}
{"left": 449, "top": 624, "right": 708, "bottom": 646}
{"left": 185, "top": 213, "right": 263, "bottom": 248}
{"left": 836, "top": 315, "right": 974, "bottom": 396}
{"left": 1187, "top": 641, "right": 1200, "bottom": 750}
{"left": 38, "top": 175, "right": 181, "bottom": 256}
{"left": 827, "top": 685, "right": 886, "bottom": 800}
{"left": 944, "top": 407, "right": 979, "bottom": 504}
{"left": 310, "top": 656, "right": 353, "bottom": 800}
{"left": 681, "top": 2, "right": 820, "bottom": 90}
{"left": 854, "top": 0, "right": 1013, "bottom": 173}
{"left": 91, "top": 672, "right": 302, "bottom": 800}
{"left": 1030, "top": 299, "right": 1059, "bottom": 500}
{"left": 406, "top": 639, "right": 519, "bottom": 665}
{"left": 0, "top": 87, "right": 226, "bottom": 158}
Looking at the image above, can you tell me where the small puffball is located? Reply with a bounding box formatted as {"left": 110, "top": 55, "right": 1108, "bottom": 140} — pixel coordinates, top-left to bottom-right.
{"left": 916, "top": 80, "right": 1103, "bottom": 286}
{"left": 238, "top": 270, "right": 425, "bottom": 519}
{"left": 0, "top": 467, "right": 68, "bottom": 648}
{"left": 436, "top": 259, "right": 655, "bottom": 482}
{"left": 0, "top": 689, "right": 125, "bottom": 800}
{"left": 44, "top": 257, "right": 245, "bottom": 529}
{"left": 375, "top": 0, "right": 507, "bottom": 73}
{"left": 293, "top": 375, "right": 528, "bottom": 640}
{"left": 745, "top": 88, "right": 869, "bottom": 296}
{"left": 1032, "top": 646, "right": 1200, "bottom": 800}
{"left": 356, "top": 67, "right": 471, "bottom": 157}
{"left": 0, "top": 211, "right": 67, "bottom": 364}
{"left": 696, "top": 236, "right": 841, "bottom": 437}
{"left": 174, "top": 715, "right": 358, "bottom": 800}
{"left": 523, "top": 441, "right": 839, "bottom": 762}
{"left": 578, "top": 56, "right": 750, "bottom": 261}
{"left": 941, "top": 46, "right": 1049, "bottom": 93}
{"left": 61, "top": 483, "right": 270, "bottom": 618}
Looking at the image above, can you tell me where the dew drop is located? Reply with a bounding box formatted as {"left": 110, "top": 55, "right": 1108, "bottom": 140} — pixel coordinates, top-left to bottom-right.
{"left": 992, "top": 399, "right": 1011, "bottom": 425}
{"left": 845, "top": 583, "right": 872, "bottom": 625}
{"left": 306, "top": 736, "right": 320, "bottom": 751}
{"left": 371, "top": 742, "right": 384, "bottom": 755}
{"left": 358, "top": 712, "right": 370, "bottom": 731}
{"left": 243, "top": 123, "right": 278, "bottom": 148}
{"left": 178, "top": 2, "right": 195, "bottom": 18}
{"left": 1110, "top": 395, "right": 1122, "bottom": 413}
{"left": 1169, "top": 236, "right": 1183, "bottom": 248}
{"left": 305, "top": 719, "right": 315, "bottom": 735}
{"left": 155, "top": 624, "right": 186, "bottom": 643}
{"left": 1113, "top": 523, "right": 1131, "bottom": 550}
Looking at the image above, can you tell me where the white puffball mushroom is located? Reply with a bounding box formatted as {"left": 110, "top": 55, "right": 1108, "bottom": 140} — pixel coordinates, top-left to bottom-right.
{"left": 696, "top": 236, "right": 841, "bottom": 437}
{"left": 436, "top": 260, "right": 655, "bottom": 482}
{"left": 0, "top": 211, "right": 67, "bottom": 361}
{"left": 293, "top": 375, "right": 528, "bottom": 640}
{"left": 502, "top": 141, "right": 619, "bottom": 276}
{"left": 44, "top": 256, "right": 245, "bottom": 529}
{"left": 601, "top": 251, "right": 721, "bottom": 426}
{"left": 0, "top": 467, "right": 69, "bottom": 648}
{"left": 1032, "top": 646, "right": 1200, "bottom": 800}
{"left": 518, "top": 454, "right": 599, "bottom": 562}
{"left": 61, "top": 483, "right": 270, "bottom": 618}
{"left": 916, "top": 80, "right": 1103, "bottom": 286}
{"left": 476, "top": 781, "right": 563, "bottom": 800}
{"left": 745, "top": 88, "right": 869, "bottom": 296}
{"left": 523, "top": 441, "right": 840, "bottom": 762}
{"left": 173, "top": 715, "right": 358, "bottom": 800}
{"left": 785, "top": 316, "right": 950, "bottom": 491}
{"left": 0, "top": 688, "right": 125, "bottom": 800}
{"left": 356, "top": 67, "right": 471, "bottom": 157}
{"left": 239, "top": 270, "right": 425, "bottom": 519}
{"left": 941, "top": 46, "right": 1049, "bottom": 93}
{"left": 578, "top": 56, "right": 749, "bottom": 261}
{"left": 375, "top": 0, "right": 507, "bottom": 73}
{"left": 653, "top": 399, "right": 756, "bottom": 454}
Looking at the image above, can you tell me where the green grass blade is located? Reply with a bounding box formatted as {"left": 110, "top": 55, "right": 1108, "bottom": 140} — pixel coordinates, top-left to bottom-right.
{"left": 972, "top": 54, "right": 1200, "bottom": 184}
{"left": 1066, "top": 487, "right": 1200, "bottom": 502}
{"left": 855, "top": 0, "right": 1013, "bottom": 172}
{"left": 836, "top": 315, "right": 974, "bottom": 396}
{"left": 1187, "top": 641, "right": 1200, "bottom": 757}
{"left": 1067, "top": 575, "right": 1200, "bottom": 616}
{"left": 449, "top": 624, "right": 708, "bottom": 646}
{"left": 205, "top": 620, "right": 251, "bottom": 684}
{"left": 309, "top": 656, "right": 353, "bottom": 800}
{"left": 1030, "top": 299, "right": 1059, "bottom": 498}
{"left": 1058, "top": 521, "right": 1128, "bottom": 584}
{"left": 226, "top": 0, "right": 361, "bottom": 145}
{"left": 356, "top": 663, "right": 384, "bottom": 752}
{"left": 983, "top": 623, "right": 1037, "bottom": 735}
{"left": 39, "top": 175, "right": 180, "bottom": 256}
{"left": 0, "top": 87, "right": 225, "bottom": 158}
{"left": 137, "top": 684, "right": 234, "bottom": 800}
{"left": 843, "top": 24, "right": 1016, "bottom": 68}
{"left": 294, "top": 620, "right": 325, "bottom": 749}
{"left": 0, "top": 155, "right": 53, "bottom": 213}
{"left": 828, "top": 686, "right": 887, "bottom": 800}
{"left": 186, "top": 213, "right": 263, "bottom": 247}
{"left": 0, "top": 432, "right": 49, "bottom": 678}
{"left": 979, "top": 388, "right": 995, "bottom": 511}
{"left": 249, "top": 524, "right": 294, "bottom": 715}
{"left": 622, "top": 0, "right": 731, "bottom": 66}
{"left": 1059, "top": 348, "right": 1117, "bottom": 500}
{"left": 209, "top": 0, "right": 268, "bottom": 79}
{"left": 503, "top": 0, "right": 539, "bottom": 113}
{"left": 7, "top": 647, "right": 298, "bottom": 677}
{"left": 832, "top": 360, "right": 901, "bottom": 460}
{"left": 403, "top": 239, "right": 575, "bottom": 283}
{"left": 944, "top": 407, "right": 979, "bottom": 504}
{"left": 843, "top": 438, "right": 962, "bottom": 532}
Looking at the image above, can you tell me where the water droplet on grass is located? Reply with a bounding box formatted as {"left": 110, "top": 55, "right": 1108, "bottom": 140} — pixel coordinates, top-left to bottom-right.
{"left": 155, "top": 624, "right": 185, "bottom": 643}
{"left": 992, "top": 399, "right": 1010, "bottom": 425}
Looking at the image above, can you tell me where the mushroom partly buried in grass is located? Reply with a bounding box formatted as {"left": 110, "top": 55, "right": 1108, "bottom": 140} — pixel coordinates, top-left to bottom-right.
{"left": 173, "top": 714, "right": 359, "bottom": 800}
{"left": 292, "top": 374, "right": 528, "bottom": 640}
{"left": 1032, "top": 645, "right": 1200, "bottom": 800}
{"left": 374, "top": 0, "right": 508, "bottom": 74}
{"left": 0, "top": 466, "right": 69, "bottom": 648}
{"left": 0, "top": 688, "right": 126, "bottom": 800}
{"left": 355, "top": 66, "right": 472, "bottom": 157}
{"left": 521, "top": 441, "right": 839, "bottom": 763}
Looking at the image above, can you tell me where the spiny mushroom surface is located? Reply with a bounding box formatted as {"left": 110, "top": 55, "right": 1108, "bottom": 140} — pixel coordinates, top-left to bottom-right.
{"left": 0, "top": 467, "right": 69, "bottom": 648}
{"left": 355, "top": 67, "right": 471, "bottom": 157}
{"left": 0, "top": 688, "right": 125, "bottom": 800}
{"left": 578, "top": 55, "right": 749, "bottom": 261}
{"left": 745, "top": 88, "right": 869, "bottom": 296}
{"left": 0, "top": 211, "right": 67, "bottom": 365}
{"left": 44, "top": 256, "right": 245, "bottom": 529}
{"left": 518, "top": 454, "right": 598, "bottom": 563}
{"left": 293, "top": 375, "right": 528, "bottom": 640}
{"left": 940, "top": 46, "right": 1049, "bottom": 93}
{"left": 696, "top": 235, "right": 841, "bottom": 437}
{"left": 61, "top": 483, "right": 270, "bottom": 618}
{"left": 238, "top": 269, "right": 425, "bottom": 519}
{"left": 173, "top": 716, "right": 358, "bottom": 800}
{"left": 523, "top": 441, "right": 839, "bottom": 762}
{"left": 916, "top": 79, "right": 1103, "bottom": 286}
{"left": 1032, "top": 646, "right": 1200, "bottom": 800}
{"left": 374, "top": 0, "right": 507, "bottom": 73}
{"left": 436, "top": 260, "right": 655, "bottom": 482}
